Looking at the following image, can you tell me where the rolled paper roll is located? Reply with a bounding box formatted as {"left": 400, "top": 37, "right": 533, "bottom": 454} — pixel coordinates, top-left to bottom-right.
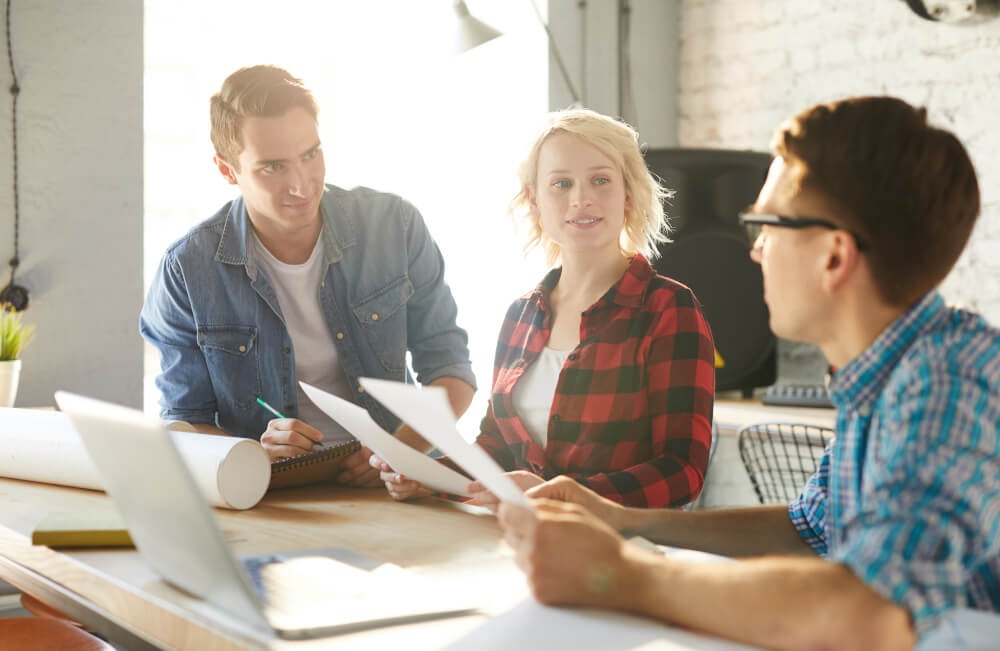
{"left": 0, "top": 408, "right": 270, "bottom": 510}
{"left": 170, "top": 430, "right": 270, "bottom": 510}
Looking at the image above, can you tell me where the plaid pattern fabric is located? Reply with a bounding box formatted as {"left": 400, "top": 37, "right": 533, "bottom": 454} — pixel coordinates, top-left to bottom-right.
{"left": 789, "top": 291, "right": 1000, "bottom": 637}
{"left": 475, "top": 255, "right": 715, "bottom": 508}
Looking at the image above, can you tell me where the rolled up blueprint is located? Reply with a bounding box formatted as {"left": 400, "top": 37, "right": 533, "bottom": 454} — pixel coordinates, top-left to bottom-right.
{"left": 0, "top": 407, "right": 269, "bottom": 510}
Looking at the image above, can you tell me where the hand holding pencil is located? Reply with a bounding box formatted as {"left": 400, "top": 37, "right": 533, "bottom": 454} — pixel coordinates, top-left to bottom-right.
{"left": 256, "top": 397, "right": 327, "bottom": 462}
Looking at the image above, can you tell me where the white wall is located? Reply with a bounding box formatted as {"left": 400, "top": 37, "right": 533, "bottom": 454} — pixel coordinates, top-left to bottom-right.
{"left": 548, "top": 0, "right": 680, "bottom": 147}
{"left": 0, "top": 1, "right": 143, "bottom": 408}
{"left": 679, "top": 0, "right": 1000, "bottom": 324}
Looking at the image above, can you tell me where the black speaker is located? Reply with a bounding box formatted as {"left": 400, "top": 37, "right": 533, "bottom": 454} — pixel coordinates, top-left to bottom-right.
{"left": 645, "top": 148, "right": 776, "bottom": 395}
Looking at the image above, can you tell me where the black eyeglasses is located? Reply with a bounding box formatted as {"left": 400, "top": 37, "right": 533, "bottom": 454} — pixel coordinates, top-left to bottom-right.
{"left": 738, "top": 212, "right": 871, "bottom": 251}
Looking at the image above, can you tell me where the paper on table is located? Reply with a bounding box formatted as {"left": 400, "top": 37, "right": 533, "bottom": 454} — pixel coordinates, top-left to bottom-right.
{"left": 358, "top": 378, "right": 532, "bottom": 508}
{"left": 0, "top": 406, "right": 268, "bottom": 510}
{"left": 299, "top": 381, "right": 473, "bottom": 497}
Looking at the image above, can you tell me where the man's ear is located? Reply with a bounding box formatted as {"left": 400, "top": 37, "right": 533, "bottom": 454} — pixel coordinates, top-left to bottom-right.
{"left": 820, "top": 231, "right": 862, "bottom": 295}
{"left": 214, "top": 154, "right": 238, "bottom": 185}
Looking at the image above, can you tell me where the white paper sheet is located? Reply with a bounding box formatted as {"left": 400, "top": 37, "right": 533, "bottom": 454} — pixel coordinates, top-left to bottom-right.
{"left": 358, "top": 378, "right": 532, "bottom": 508}
{"left": 299, "top": 381, "right": 473, "bottom": 497}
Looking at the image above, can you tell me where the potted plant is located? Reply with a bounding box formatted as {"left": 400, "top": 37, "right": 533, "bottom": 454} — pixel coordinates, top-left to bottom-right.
{"left": 0, "top": 303, "right": 35, "bottom": 407}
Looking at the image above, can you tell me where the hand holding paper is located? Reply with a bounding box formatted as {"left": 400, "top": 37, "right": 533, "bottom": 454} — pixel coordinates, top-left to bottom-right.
{"left": 358, "top": 378, "right": 533, "bottom": 509}
{"left": 299, "top": 381, "right": 473, "bottom": 497}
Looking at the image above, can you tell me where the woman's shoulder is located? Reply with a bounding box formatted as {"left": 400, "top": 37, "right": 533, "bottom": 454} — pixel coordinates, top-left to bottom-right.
{"left": 644, "top": 272, "right": 700, "bottom": 310}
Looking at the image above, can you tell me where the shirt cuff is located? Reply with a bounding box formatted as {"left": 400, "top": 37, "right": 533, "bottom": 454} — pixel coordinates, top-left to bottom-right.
{"left": 788, "top": 499, "right": 828, "bottom": 555}
{"left": 418, "top": 362, "right": 477, "bottom": 391}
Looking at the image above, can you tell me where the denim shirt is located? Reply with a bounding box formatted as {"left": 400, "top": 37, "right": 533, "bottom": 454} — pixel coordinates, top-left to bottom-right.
{"left": 140, "top": 184, "right": 475, "bottom": 439}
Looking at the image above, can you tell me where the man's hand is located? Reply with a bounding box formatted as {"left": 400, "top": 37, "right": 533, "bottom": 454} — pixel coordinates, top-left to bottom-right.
{"left": 260, "top": 418, "right": 325, "bottom": 461}
{"left": 498, "top": 499, "right": 642, "bottom": 610}
{"left": 369, "top": 453, "right": 433, "bottom": 500}
{"left": 336, "top": 445, "right": 382, "bottom": 487}
{"left": 525, "top": 476, "right": 628, "bottom": 531}
{"left": 467, "top": 471, "right": 545, "bottom": 512}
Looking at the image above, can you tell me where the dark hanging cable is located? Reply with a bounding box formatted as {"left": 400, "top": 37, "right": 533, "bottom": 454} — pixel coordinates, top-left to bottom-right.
{"left": 0, "top": 0, "right": 27, "bottom": 312}
{"left": 5, "top": 0, "right": 17, "bottom": 273}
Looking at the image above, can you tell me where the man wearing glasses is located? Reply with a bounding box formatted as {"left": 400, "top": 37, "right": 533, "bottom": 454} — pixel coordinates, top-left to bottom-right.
{"left": 497, "top": 96, "right": 1000, "bottom": 649}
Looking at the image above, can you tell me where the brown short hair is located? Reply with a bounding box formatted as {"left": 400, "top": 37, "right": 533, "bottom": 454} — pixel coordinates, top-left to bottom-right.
{"left": 210, "top": 65, "right": 319, "bottom": 169}
{"left": 773, "top": 96, "right": 980, "bottom": 307}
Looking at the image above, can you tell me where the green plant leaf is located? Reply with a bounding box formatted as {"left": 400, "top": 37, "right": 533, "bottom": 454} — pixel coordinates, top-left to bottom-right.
{"left": 0, "top": 304, "right": 35, "bottom": 361}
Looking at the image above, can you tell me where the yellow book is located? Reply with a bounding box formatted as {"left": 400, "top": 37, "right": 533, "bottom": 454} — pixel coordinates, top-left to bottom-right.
{"left": 31, "top": 511, "right": 133, "bottom": 548}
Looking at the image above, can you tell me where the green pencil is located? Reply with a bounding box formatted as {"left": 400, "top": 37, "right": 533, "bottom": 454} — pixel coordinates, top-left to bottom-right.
{"left": 255, "top": 397, "right": 325, "bottom": 448}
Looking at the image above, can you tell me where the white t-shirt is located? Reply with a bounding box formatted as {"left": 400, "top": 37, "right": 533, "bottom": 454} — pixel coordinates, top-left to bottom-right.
{"left": 510, "top": 347, "right": 572, "bottom": 448}
{"left": 251, "top": 229, "right": 355, "bottom": 442}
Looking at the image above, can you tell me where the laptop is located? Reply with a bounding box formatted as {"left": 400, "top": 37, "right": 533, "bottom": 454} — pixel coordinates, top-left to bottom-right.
{"left": 54, "top": 391, "right": 478, "bottom": 640}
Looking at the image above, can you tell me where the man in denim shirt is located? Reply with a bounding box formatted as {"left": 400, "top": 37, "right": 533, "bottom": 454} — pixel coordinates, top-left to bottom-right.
{"left": 496, "top": 96, "right": 1000, "bottom": 650}
{"left": 140, "top": 65, "right": 475, "bottom": 485}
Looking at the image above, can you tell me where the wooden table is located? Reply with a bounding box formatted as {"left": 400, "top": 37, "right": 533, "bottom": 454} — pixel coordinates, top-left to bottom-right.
{"left": 0, "top": 477, "right": 758, "bottom": 651}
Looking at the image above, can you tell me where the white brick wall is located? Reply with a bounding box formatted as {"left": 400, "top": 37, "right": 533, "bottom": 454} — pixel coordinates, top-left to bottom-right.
{"left": 678, "top": 0, "right": 1000, "bottom": 323}
{"left": 678, "top": 1, "right": 1000, "bottom": 507}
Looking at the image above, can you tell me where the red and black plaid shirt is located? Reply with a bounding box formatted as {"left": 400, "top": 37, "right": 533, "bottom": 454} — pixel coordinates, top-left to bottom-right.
{"left": 475, "top": 254, "right": 715, "bottom": 508}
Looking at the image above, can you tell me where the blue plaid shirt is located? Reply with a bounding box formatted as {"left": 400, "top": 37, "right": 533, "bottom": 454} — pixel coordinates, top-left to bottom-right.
{"left": 789, "top": 291, "right": 1000, "bottom": 637}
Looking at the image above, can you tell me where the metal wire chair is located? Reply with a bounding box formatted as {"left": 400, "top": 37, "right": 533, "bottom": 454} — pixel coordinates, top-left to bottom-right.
{"left": 737, "top": 422, "right": 834, "bottom": 505}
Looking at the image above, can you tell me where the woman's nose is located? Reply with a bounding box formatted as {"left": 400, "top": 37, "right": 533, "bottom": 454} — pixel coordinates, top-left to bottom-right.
{"left": 570, "top": 184, "right": 592, "bottom": 206}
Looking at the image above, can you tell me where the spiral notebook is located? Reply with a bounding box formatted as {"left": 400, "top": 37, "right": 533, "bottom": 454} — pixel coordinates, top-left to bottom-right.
{"left": 268, "top": 439, "right": 361, "bottom": 490}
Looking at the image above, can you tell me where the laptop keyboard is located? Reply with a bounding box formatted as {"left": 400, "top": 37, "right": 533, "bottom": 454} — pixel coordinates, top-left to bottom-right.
{"left": 243, "top": 554, "right": 281, "bottom": 597}
{"left": 243, "top": 552, "right": 430, "bottom": 617}
{"left": 239, "top": 549, "right": 479, "bottom": 635}
{"left": 761, "top": 383, "right": 834, "bottom": 409}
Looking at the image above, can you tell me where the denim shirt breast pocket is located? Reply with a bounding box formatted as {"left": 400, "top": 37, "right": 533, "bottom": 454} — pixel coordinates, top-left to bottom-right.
{"left": 351, "top": 276, "right": 414, "bottom": 374}
{"left": 196, "top": 325, "right": 261, "bottom": 411}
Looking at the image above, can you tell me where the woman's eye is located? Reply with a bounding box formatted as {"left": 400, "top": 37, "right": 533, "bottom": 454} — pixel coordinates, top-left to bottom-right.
{"left": 594, "top": 176, "right": 610, "bottom": 185}
{"left": 553, "top": 179, "right": 571, "bottom": 189}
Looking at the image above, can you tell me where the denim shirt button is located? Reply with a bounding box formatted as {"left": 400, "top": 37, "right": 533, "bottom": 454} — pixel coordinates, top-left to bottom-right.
{"left": 239, "top": 345, "right": 246, "bottom": 353}
{"left": 371, "top": 313, "right": 379, "bottom": 321}
{"left": 357, "top": 386, "right": 365, "bottom": 393}
{"left": 336, "top": 332, "right": 344, "bottom": 340}
{"left": 283, "top": 347, "right": 291, "bottom": 354}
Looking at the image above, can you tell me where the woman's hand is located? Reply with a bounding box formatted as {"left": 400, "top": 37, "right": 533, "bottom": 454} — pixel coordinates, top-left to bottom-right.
{"left": 369, "top": 453, "right": 433, "bottom": 501}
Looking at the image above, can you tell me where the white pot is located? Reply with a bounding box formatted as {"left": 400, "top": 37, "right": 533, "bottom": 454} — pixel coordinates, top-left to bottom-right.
{"left": 0, "top": 359, "right": 22, "bottom": 407}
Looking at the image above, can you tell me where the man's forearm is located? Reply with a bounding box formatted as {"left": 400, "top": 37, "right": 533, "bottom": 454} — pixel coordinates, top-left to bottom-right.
{"left": 392, "top": 376, "right": 475, "bottom": 452}
{"left": 619, "top": 505, "right": 815, "bottom": 557}
{"left": 619, "top": 549, "right": 914, "bottom": 651}
{"left": 430, "top": 375, "right": 475, "bottom": 417}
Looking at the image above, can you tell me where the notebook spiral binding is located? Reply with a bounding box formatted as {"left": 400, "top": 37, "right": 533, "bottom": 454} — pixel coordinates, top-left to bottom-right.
{"left": 270, "top": 440, "right": 361, "bottom": 473}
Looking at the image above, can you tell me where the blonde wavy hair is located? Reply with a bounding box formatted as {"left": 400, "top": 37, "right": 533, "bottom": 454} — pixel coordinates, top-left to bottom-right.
{"left": 510, "top": 109, "right": 672, "bottom": 267}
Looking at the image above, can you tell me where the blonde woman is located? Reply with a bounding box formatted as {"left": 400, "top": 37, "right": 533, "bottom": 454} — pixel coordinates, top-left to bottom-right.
{"left": 376, "top": 109, "right": 715, "bottom": 508}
